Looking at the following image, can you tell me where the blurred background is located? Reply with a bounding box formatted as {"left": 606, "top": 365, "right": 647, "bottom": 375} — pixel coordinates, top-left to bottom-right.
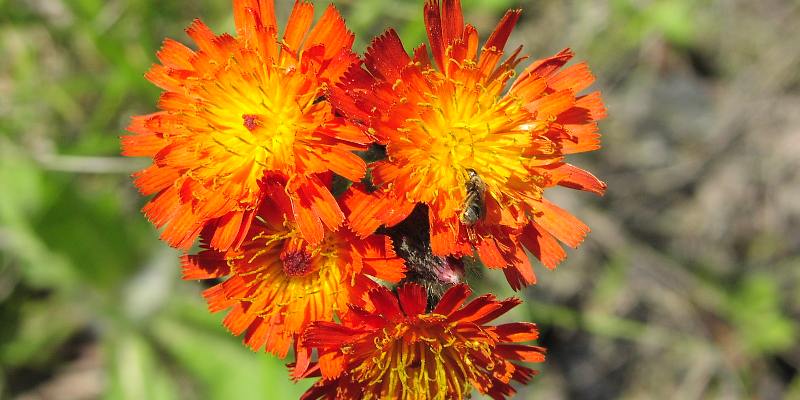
{"left": 1, "top": 0, "right": 799, "bottom": 399}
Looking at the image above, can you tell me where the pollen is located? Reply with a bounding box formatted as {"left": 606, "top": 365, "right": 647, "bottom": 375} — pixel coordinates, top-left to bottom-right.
{"left": 281, "top": 250, "right": 314, "bottom": 277}
{"left": 242, "top": 114, "right": 259, "bottom": 131}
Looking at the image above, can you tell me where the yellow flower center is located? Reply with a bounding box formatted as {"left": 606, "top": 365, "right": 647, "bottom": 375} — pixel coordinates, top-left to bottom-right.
{"left": 350, "top": 318, "right": 483, "bottom": 400}
{"left": 198, "top": 59, "right": 327, "bottom": 188}
{"left": 392, "top": 68, "right": 534, "bottom": 205}
{"left": 233, "top": 224, "right": 348, "bottom": 333}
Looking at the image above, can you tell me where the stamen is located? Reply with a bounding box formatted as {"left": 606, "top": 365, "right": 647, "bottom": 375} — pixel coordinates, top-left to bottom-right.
{"left": 281, "top": 250, "right": 314, "bottom": 277}
{"left": 242, "top": 114, "right": 259, "bottom": 131}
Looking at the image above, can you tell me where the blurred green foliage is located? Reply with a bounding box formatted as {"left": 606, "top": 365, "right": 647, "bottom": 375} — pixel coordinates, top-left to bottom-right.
{"left": 2, "top": 0, "right": 799, "bottom": 399}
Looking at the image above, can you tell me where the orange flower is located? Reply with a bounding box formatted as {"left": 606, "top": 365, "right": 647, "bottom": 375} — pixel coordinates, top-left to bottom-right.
{"left": 299, "top": 283, "right": 544, "bottom": 400}
{"left": 332, "top": 0, "right": 606, "bottom": 289}
{"left": 122, "top": 0, "right": 370, "bottom": 251}
{"left": 181, "top": 182, "right": 405, "bottom": 359}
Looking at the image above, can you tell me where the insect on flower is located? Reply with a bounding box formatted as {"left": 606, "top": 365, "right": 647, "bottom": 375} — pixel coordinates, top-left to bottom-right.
{"left": 459, "top": 168, "right": 487, "bottom": 226}
{"left": 330, "top": 0, "right": 607, "bottom": 289}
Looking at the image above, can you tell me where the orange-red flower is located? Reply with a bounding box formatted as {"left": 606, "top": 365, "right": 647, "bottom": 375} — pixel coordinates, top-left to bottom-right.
{"left": 182, "top": 182, "right": 405, "bottom": 359}
{"left": 331, "top": 0, "right": 606, "bottom": 289}
{"left": 122, "top": 0, "right": 370, "bottom": 251}
{"left": 299, "top": 283, "right": 545, "bottom": 400}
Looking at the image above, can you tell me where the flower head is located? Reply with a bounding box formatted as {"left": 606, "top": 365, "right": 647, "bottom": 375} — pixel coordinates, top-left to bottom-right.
{"left": 299, "top": 283, "right": 545, "bottom": 400}
{"left": 182, "top": 182, "right": 405, "bottom": 358}
{"left": 123, "top": 0, "right": 370, "bottom": 251}
{"left": 332, "top": 0, "right": 606, "bottom": 289}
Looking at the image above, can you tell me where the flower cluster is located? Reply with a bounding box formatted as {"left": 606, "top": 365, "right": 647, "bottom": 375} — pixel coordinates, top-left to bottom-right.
{"left": 123, "top": 0, "right": 605, "bottom": 398}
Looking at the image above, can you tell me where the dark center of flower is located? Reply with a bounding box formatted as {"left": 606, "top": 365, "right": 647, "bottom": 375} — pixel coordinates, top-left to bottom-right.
{"left": 242, "top": 114, "right": 259, "bottom": 131}
{"left": 281, "top": 250, "right": 314, "bottom": 277}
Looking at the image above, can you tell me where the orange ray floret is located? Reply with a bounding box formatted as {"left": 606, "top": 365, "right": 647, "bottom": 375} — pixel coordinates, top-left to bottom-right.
{"left": 122, "top": 0, "right": 369, "bottom": 251}
{"left": 298, "top": 283, "right": 545, "bottom": 400}
{"left": 331, "top": 0, "right": 607, "bottom": 289}
{"left": 181, "top": 183, "right": 405, "bottom": 359}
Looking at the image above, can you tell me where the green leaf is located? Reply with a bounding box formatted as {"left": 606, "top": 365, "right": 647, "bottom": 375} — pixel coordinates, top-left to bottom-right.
{"left": 151, "top": 314, "right": 311, "bottom": 400}
{"left": 0, "top": 297, "right": 84, "bottom": 367}
{"left": 726, "top": 276, "right": 798, "bottom": 355}
{"left": 106, "top": 332, "right": 180, "bottom": 400}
